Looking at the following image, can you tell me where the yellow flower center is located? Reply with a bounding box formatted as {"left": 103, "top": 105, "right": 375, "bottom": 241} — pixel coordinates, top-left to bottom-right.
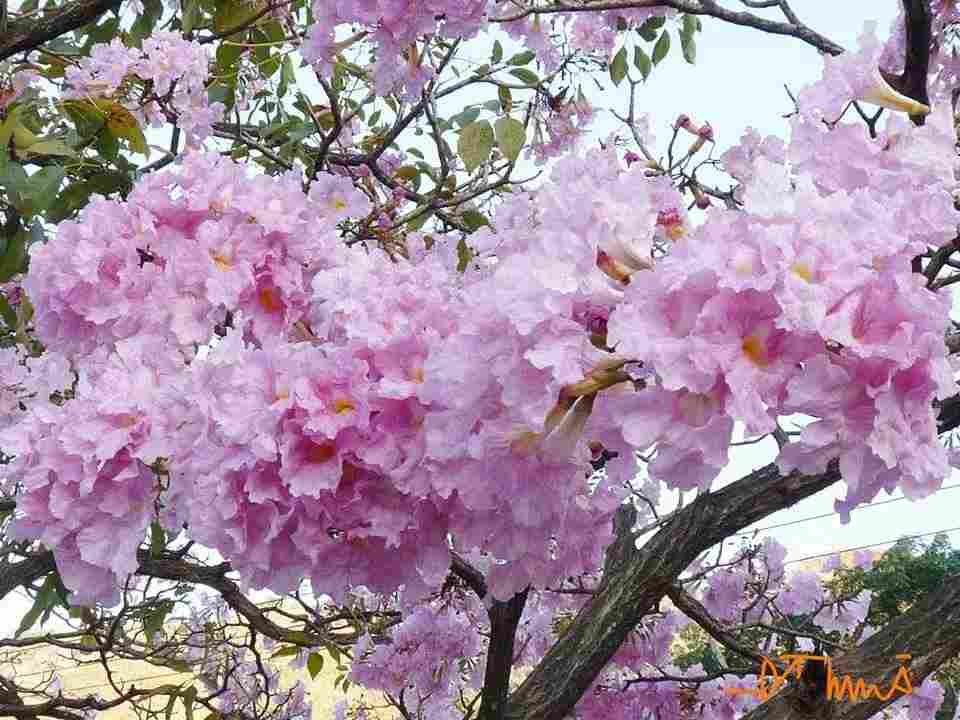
{"left": 333, "top": 399, "right": 355, "bottom": 415}
{"left": 791, "top": 262, "right": 814, "bottom": 282}
{"left": 742, "top": 334, "right": 770, "bottom": 367}
{"left": 257, "top": 286, "right": 283, "bottom": 313}
{"left": 211, "top": 252, "right": 233, "bottom": 271}
{"left": 666, "top": 224, "right": 686, "bottom": 241}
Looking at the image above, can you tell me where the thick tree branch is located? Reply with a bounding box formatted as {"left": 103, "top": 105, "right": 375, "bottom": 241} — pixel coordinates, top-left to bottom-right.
{"left": 505, "top": 393, "right": 960, "bottom": 720}
{"left": 478, "top": 589, "right": 530, "bottom": 720}
{"left": 505, "top": 460, "right": 842, "bottom": 720}
{"left": 0, "top": 0, "right": 122, "bottom": 62}
{"left": 881, "top": 0, "right": 932, "bottom": 126}
{"left": 741, "top": 574, "right": 960, "bottom": 720}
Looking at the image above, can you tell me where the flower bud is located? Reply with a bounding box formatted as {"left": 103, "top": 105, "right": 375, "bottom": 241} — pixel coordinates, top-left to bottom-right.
{"left": 859, "top": 71, "right": 930, "bottom": 115}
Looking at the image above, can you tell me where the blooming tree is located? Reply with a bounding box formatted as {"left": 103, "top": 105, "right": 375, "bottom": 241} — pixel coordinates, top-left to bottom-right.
{"left": 2, "top": 0, "right": 960, "bottom": 718}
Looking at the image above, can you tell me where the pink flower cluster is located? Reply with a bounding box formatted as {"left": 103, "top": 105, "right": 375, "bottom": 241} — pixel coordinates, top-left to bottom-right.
{"left": 303, "top": 0, "right": 492, "bottom": 98}
{"left": 64, "top": 33, "right": 221, "bottom": 146}
{"left": 350, "top": 603, "right": 481, "bottom": 719}
{"left": 609, "top": 103, "right": 957, "bottom": 514}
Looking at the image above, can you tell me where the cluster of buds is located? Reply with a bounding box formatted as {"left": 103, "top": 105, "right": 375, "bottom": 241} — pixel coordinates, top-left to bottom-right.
{"left": 675, "top": 114, "right": 714, "bottom": 156}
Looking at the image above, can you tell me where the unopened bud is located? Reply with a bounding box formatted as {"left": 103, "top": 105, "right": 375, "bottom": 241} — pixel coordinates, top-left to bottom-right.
{"left": 692, "top": 185, "right": 711, "bottom": 209}
{"left": 624, "top": 151, "right": 641, "bottom": 167}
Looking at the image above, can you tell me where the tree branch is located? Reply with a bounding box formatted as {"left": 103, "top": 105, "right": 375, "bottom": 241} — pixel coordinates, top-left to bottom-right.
{"left": 0, "top": 0, "right": 122, "bottom": 62}
{"left": 478, "top": 589, "right": 530, "bottom": 720}
{"left": 505, "top": 392, "right": 960, "bottom": 720}
{"left": 491, "top": 0, "right": 843, "bottom": 56}
{"left": 880, "top": 0, "right": 932, "bottom": 126}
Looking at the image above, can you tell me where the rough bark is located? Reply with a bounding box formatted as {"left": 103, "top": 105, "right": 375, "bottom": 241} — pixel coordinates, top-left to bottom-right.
{"left": 478, "top": 589, "right": 530, "bottom": 720}
{"left": 504, "top": 461, "right": 842, "bottom": 720}
{"left": 504, "top": 393, "right": 960, "bottom": 720}
{"left": 0, "top": 0, "right": 122, "bottom": 61}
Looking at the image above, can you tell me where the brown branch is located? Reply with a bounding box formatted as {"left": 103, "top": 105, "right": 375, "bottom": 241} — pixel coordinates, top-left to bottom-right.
{"left": 505, "top": 460, "right": 842, "bottom": 720}
{"left": 0, "top": 0, "right": 122, "bottom": 61}
{"left": 478, "top": 589, "right": 530, "bottom": 720}
{"left": 881, "top": 0, "right": 932, "bottom": 126}
{"left": 133, "top": 550, "right": 327, "bottom": 647}
{"left": 741, "top": 574, "right": 960, "bottom": 719}
{"left": 504, "top": 392, "right": 960, "bottom": 720}
{"left": 490, "top": 0, "right": 843, "bottom": 56}
{"left": 0, "top": 551, "right": 56, "bottom": 602}
{"left": 666, "top": 584, "right": 770, "bottom": 668}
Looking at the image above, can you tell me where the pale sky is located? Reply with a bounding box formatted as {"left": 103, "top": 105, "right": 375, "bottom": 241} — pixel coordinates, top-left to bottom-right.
{"left": 3, "top": 2, "right": 956, "bottom": 638}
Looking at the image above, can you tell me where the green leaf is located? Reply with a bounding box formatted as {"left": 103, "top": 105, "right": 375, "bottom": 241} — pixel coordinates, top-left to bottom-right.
{"left": 307, "top": 652, "right": 324, "bottom": 679}
{"left": 95, "top": 128, "right": 120, "bottom": 162}
{"left": 507, "top": 50, "right": 536, "bottom": 65}
{"left": 279, "top": 55, "right": 296, "bottom": 97}
{"left": 216, "top": 41, "right": 244, "bottom": 74}
{"left": 182, "top": 0, "right": 202, "bottom": 33}
{"left": 271, "top": 645, "right": 301, "bottom": 659}
{"left": 0, "top": 295, "right": 17, "bottom": 331}
{"left": 0, "top": 229, "right": 28, "bottom": 283}
{"left": 458, "top": 120, "right": 495, "bottom": 173}
{"left": 680, "top": 15, "right": 698, "bottom": 64}
{"left": 609, "top": 46, "right": 628, "bottom": 87}
{"left": 451, "top": 107, "right": 481, "bottom": 128}
{"left": 491, "top": 40, "right": 503, "bottom": 64}
{"left": 498, "top": 85, "right": 513, "bottom": 113}
{"left": 494, "top": 116, "right": 525, "bottom": 163}
{"left": 27, "top": 167, "right": 66, "bottom": 215}
{"left": 461, "top": 209, "right": 490, "bottom": 233}
{"left": 0, "top": 161, "right": 29, "bottom": 210}
{"left": 456, "top": 236, "right": 473, "bottom": 272}
{"left": 637, "top": 15, "right": 665, "bottom": 41}
{"left": 22, "top": 139, "right": 74, "bottom": 157}
{"left": 129, "top": 0, "right": 163, "bottom": 46}
{"left": 680, "top": 30, "right": 696, "bottom": 64}
{"left": 652, "top": 29, "right": 671, "bottom": 65}
{"left": 143, "top": 601, "right": 171, "bottom": 643}
{"left": 508, "top": 67, "right": 539, "bottom": 86}
{"left": 633, "top": 46, "right": 652, "bottom": 80}
{"left": 15, "top": 574, "right": 65, "bottom": 638}
{"left": 214, "top": 0, "right": 263, "bottom": 33}
{"left": 0, "top": 105, "right": 23, "bottom": 150}
{"left": 406, "top": 209, "right": 433, "bottom": 231}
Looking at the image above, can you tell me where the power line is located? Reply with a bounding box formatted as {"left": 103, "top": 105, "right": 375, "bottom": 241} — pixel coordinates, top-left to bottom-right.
{"left": 735, "top": 483, "right": 960, "bottom": 538}
{"left": 783, "top": 525, "right": 960, "bottom": 566}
